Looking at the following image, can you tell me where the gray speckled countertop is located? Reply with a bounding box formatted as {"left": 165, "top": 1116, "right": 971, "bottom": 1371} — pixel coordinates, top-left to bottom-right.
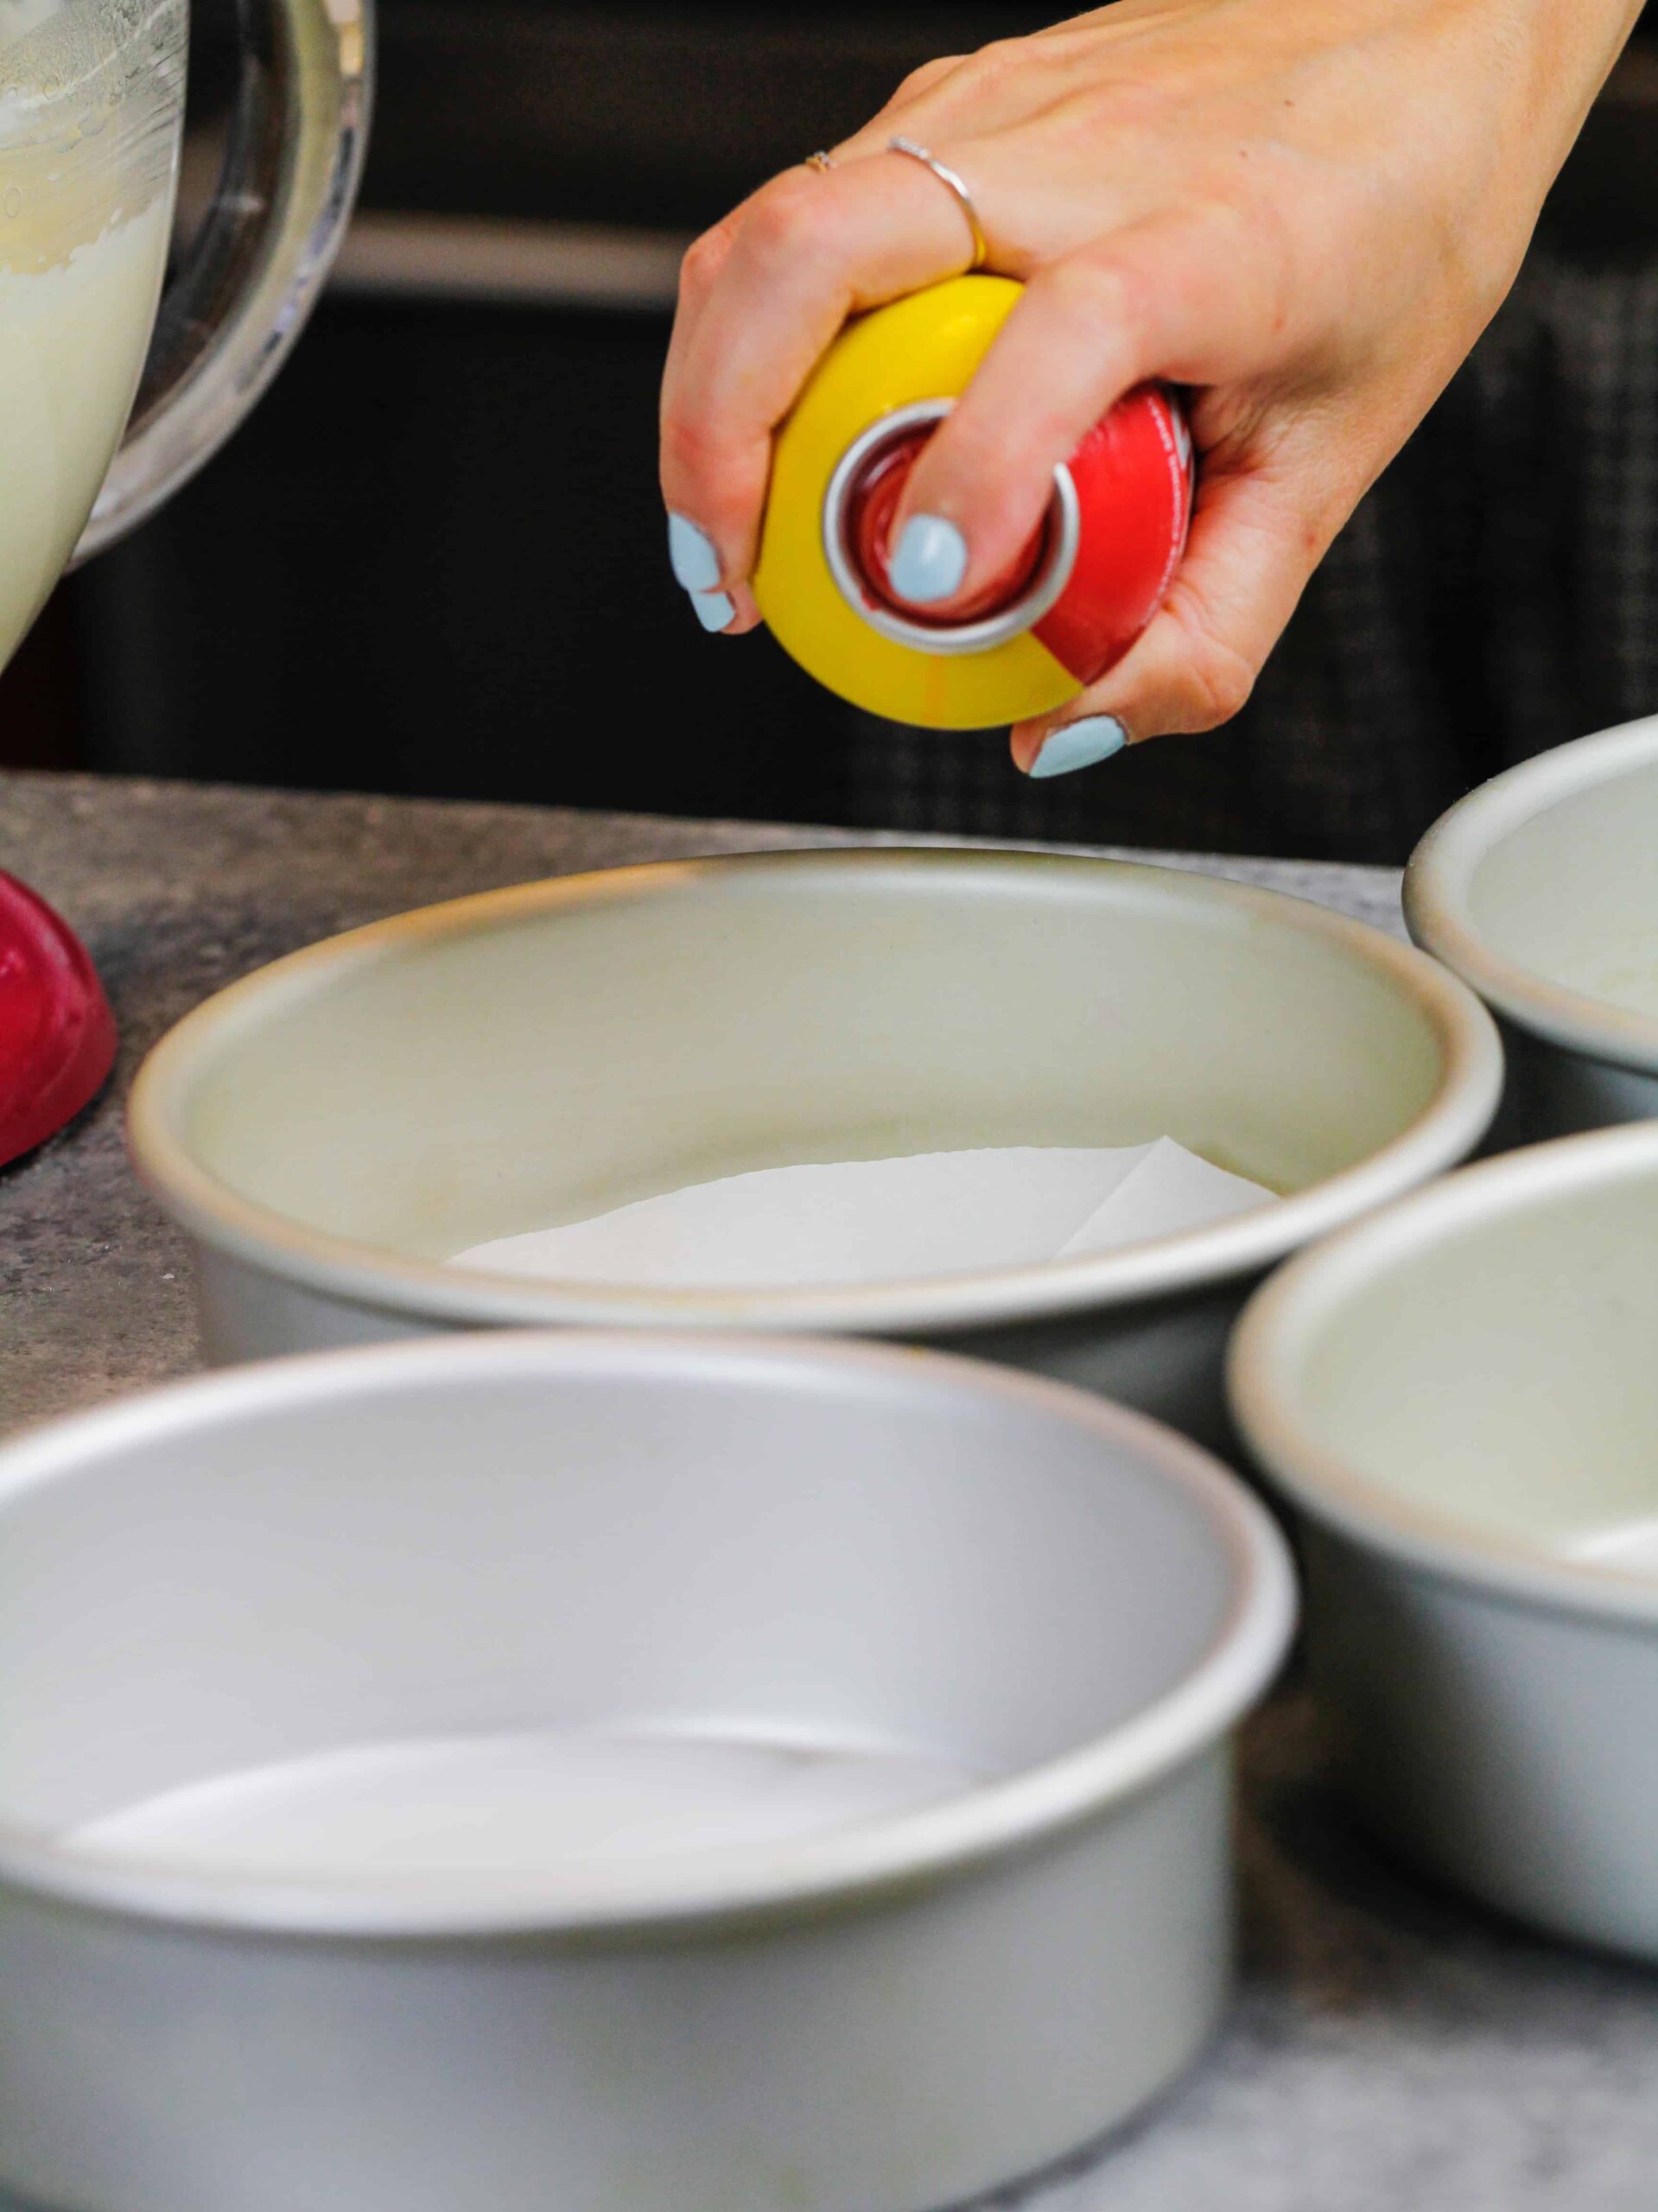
{"left": 1, "top": 771, "right": 1653, "bottom": 2212}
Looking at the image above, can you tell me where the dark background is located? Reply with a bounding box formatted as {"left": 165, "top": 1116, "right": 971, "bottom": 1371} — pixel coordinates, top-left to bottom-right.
{"left": 6, "top": 3, "right": 1658, "bottom": 861}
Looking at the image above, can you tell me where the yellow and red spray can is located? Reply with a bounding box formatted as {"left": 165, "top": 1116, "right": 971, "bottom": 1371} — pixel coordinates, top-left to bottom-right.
{"left": 753, "top": 275, "right": 1194, "bottom": 729}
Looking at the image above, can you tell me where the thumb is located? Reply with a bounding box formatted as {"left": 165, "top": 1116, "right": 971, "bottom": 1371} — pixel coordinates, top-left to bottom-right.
{"left": 1010, "top": 455, "right": 1340, "bottom": 776}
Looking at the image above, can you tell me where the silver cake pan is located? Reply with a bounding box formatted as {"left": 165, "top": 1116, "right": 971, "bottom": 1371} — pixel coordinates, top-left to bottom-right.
{"left": 0, "top": 1330, "right": 1293, "bottom": 2212}
{"left": 1406, "top": 714, "right": 1658, "bottom": 1137}
{"left": 1231, "top": 1119, "right": 1658, "bottom": 1960}
{"left": 129, "top": 849, "right": 1501, "bottom": 1452}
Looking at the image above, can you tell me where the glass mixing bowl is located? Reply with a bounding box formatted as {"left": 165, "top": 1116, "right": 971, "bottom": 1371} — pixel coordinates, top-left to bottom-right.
{"left": 0, "top": 0, "right": 369, "bottom": 670}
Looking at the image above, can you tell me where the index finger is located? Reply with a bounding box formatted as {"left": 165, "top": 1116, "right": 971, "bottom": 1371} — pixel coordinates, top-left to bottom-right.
{"left": 892, "top": 196, "right": 1312, "bottom": 610}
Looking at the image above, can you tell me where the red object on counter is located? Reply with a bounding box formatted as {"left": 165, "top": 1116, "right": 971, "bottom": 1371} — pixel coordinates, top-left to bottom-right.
{"left": 0, "top": 873, "right": 118, "bottom": 1168}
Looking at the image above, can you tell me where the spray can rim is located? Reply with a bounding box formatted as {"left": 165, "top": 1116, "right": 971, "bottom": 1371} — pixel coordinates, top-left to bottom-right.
{"left": 820, "top": 398, "right": 1082, "bottom": 658}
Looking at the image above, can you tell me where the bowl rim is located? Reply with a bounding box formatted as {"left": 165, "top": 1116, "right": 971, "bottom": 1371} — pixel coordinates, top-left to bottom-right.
{"left": 0, "top": 1329, "right": 1295, "bottom": 1940}
{"left": 1403, "top": 714, "right": 1658, "bottom": 1075}
{"left": 126, "top": 847, "right": 1502, "bottom": 1337}
{"left": 1229, "top": 1118, "right": 1658, "bottom": 1624}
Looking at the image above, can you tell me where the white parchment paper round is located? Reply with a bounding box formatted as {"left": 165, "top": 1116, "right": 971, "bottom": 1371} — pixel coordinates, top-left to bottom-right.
{"left": 452, "top": 1140, "right": 1273, "bottom": 1291}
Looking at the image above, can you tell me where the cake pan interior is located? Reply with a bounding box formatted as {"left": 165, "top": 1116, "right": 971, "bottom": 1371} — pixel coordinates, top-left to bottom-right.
{"left": 1461, "top": 756, "right": 1658, "bottom": 1031}
{"left": 1250, "top": 1142, "right": 1658, "bottom": 1575}
{"left": 145, "top": 853, "right": 1472, "bottom": 1279}
{"left": 0, "top": 1338, "right": 1263, "bottom": 1918}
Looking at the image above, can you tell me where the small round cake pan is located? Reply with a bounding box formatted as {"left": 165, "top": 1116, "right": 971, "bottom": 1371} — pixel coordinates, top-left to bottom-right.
{"left": 0, "top": 1331, "right": 1292, "bottom": 2212}
{"left": 1230, "top": 1119, "right": 1658, "bottom": 1960}
{"left": 1405, "top": 714, "right": 1658, "bottom": 1136}
{"left": 129, "top": 849, "right": 1501, "bottom": 1451}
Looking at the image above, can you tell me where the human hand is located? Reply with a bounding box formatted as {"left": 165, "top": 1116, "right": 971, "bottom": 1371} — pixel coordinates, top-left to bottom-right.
{"left": 660, "top": 0, "right": 1639, "bottom": 773}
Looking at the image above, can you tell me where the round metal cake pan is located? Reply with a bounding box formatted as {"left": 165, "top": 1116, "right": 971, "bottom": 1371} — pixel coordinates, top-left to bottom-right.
{"left": 1231, "top": 1119, "right": 1658, "bottom": 1960}
{"left": 1406, "top": 715, "right": 1658, "bottom": 1138}
{"left": 0, "top": 1330, "right": 1293, "bottom": 2212}
{"left": 130, "top": 848, "right": 1502, "bottom": 1451}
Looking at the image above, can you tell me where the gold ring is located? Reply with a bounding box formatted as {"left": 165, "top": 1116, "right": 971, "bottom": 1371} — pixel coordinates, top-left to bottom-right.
{"left": 886, "top": 136, "right": 988, "bottom": 270}
{"left": 804, "top": 150, "right": 836, "bottom": 175}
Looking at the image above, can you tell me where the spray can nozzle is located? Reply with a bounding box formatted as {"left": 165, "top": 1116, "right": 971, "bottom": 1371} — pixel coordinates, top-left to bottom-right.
{"left": 822, "top": 399, "right": 1081, "bottom": 658}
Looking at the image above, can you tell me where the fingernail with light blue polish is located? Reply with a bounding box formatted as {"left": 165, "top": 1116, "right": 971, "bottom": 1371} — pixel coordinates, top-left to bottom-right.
{"left": 1027, "top": 715, "right": 1128, "bottom": 779}
{"left": 889, "top": 514, "right": 968, "bottom": 605}
{"left": 668, "top": 512, "right": 722, "bottom": 592}
{"left": 689, "top": 589, "right": 734, "bottom": 633}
